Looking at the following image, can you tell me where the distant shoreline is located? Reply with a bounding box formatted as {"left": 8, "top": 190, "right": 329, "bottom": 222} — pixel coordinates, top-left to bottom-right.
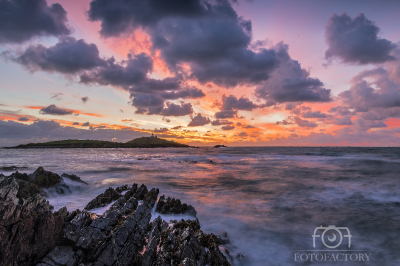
{"left": 3, "top": 136, "right": 195, "bottom": 149}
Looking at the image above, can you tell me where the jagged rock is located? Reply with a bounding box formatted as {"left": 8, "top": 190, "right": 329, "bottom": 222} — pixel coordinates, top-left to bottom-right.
{"left": 0, "top": 176, "right": 64, "bottom": 266}
{"left": 1, "top": 178, "right": 232, "bottom": 266}
{"left": 31, "top": 167, "right": 62, "bottom": 187}
{"left": 61, "top": 173, "right": 88, "bottom": 185}
{"left": 156, "top": 195, "right": 197, "bottom": 216}
{"left": 84, "top": 187, "right": 121, "bottom": 210}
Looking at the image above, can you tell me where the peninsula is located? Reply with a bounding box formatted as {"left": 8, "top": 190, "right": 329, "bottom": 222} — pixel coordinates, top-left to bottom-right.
{"left": 6, "top": 136, "right": 191, "bottom": 149}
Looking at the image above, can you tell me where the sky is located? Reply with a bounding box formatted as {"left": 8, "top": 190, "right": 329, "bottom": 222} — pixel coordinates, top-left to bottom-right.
{"left": 1, "top": 0, "right": 400, "bottom": 147}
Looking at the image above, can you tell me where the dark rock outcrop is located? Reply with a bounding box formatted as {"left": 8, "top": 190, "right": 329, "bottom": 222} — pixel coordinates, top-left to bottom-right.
{"left": 0, "top": 174, "right": 64, "bottom": 266}
{"left": 156, "top": 195, "right": 197, "bottom": 216}
{"left": 61, "top": 173, "right": 88, "bottom": 185}
{"left": 0, "top": 169, "right": 232, "bottom": 266}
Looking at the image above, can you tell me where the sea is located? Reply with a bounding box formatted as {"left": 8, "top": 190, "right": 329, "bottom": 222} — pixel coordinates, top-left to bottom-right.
{"left": 1, "top": 147, "right": 400, "bottom": 266}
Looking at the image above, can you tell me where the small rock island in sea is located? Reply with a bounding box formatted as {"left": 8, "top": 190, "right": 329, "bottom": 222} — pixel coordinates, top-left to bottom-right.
{"left": 6, "top": 136, "right": 191, "bottom": 149}
{"left": 0, "top": 167, "right": 233, "bottom": 266}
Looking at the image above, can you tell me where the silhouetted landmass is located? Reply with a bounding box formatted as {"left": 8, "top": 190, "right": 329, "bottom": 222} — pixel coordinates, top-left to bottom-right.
{"left": 6, "top": 137, "right": 191, "bottom": 149}
{"left": 214, "top": 145, "right": 227, "bottom": 148}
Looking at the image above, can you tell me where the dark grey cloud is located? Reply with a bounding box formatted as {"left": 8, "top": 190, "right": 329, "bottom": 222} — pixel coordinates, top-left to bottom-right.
{"left": 15, "top": 37, "right": 105, "bottom": 74}
{"left": 328, "top": 106, "right": 356, "bottom": 116}
{"left": 302, "top": 110, "right": 330, "bottom": 118}
{"left": 82, "top": 122, "right": 90, "bottom": 127}
{"left": 256, "top": 44, "right": 332, "bottom": 103}
{"left": 18, "top": 117, "right": 30, "bottom": 121}
{"left": 160, "top": 102, "right": 193, "bottom": 116}
{"left": 88, "top": 0, "right": 281, "bottom": 88}
{"left": 221, "top": 95, "right": 258, "bottom": 111}
{"left": 325, "top": 13, "right": 396, "bottom": 65}
{"left": 187, "top": 113, "right": 210, "bottom": 127}
{"left": 333, "top": 116, "right": 353, "bottom": 125}
{"left": 80, "top": 52, "right": 152, "bottom": 85}
{"left": 39, "top": 104, "right": 73, "bottom": 116}
{"left": 215, "top": 110, "right": 237, "bottom": 119}
{"left": 88, "top": 0, "right": 209, "bottom": 37}
{"left": 211, "top": 119, "right": 232, "bottom": 126}
{"left": 0, "top": 0, "right": 71, "bottom": 44}
{"left": 294, "top": 116, "right": 317, "bottom": 128}
{"left": 81, "top": 96, "right": 89, "bottom": 103}
{"left": 221, "top": 125, "right": 235, "bottom": 130}
{"left": 72, "top": 122, "right": 79, "bottom": 125}
{"left": 160, "top": 87, "right": 205, "bottom": 100}
{"left": 353, "top": 118, "right": 387, "bottom": 131}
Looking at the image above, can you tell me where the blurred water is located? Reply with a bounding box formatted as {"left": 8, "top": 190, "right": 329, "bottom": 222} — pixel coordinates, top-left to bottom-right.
{"left": 1, "top": 147, "right": 400, "bottom": 265}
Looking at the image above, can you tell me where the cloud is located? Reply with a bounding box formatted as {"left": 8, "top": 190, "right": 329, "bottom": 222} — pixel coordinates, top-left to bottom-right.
{"left": 333, "top": 116, "right": 353, "bottom": 125}
{"left": 256, "top": 43, "right": 332, "bottom": 103}
{"left": 352, "top": 118, "right": 387, "bottom": 131}
{"left": 243, "top": 124, "right": 255, "bottom": 128}
{"left": 51, "top": 92, "right": 63, "bottom": 100}
{"left": 237, "top": 131, "right": 248, "bottom": 137}
{"left": 160, "top": 87, "right": 205, "bottom": 100}
{"left": 221, "top": 95, "right": 258, "bottom": 111}
{"left": 39, "top": 104, "right": 73, "bottom": 115}
{"left": 276, "top": 116, "right": 295, "bottom": 125}
{"left": 72, "top": 122, "right": 79, "bottom": 125}
{"left": 88, "top": 0, "right": 208, "bottom": 37}
{"left": 82, "top": 122, "right": 90, "bottom": 127}
{"left": 172, "top": 126, "right": 183, "bottom": 130}
{"left": 18, "top": 117, "right": 30, "bottom": 122}
{"left": 88, "top": 0, "right": 282, "bottom": 88}
{"left": 339, "top": 68, "right": 400, "bottom": 115}
{"left": 187, "top": 113, "right": 210, "bottom": 127}
{"left": 154, "top": 127, "right": 168, "bottom": 133}
{"left": 215, "top": 110, "right": 237, "bottom": 119}
{"left": 160, "top": 102, "right": 193, "bottom": 116}
{"left": 221, "top": 125, "right": 235, "bottom": 130}
{"left": 294, "top": 116, "right": 317, "bottom": 127}
{"left": 81, "top": 96, "right": 89, "bottom": 103}
{"left": 325, "top": 13, "right": 396, "bottom": 65}
{"left": 80, "top": 53, "right": 153, "bottom": 86}
{"left": 211, "top": 119, "right": 232, "bottom": 126}
{"left": 302, "top": 110, "right": 330, "bottom": 118}
{"left": 0, "top": 0, "right": 70, "bottom": 44}
{"left": 14, "top": 37, "right": 105, "bottom": 74}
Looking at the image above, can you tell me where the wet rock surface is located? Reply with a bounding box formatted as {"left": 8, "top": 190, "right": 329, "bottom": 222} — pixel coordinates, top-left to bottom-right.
{"left": 156, "top": 195, "right": 197, "bottom": 216}
{"left": 0, "top": 167, "right": 233, "bottom": 266}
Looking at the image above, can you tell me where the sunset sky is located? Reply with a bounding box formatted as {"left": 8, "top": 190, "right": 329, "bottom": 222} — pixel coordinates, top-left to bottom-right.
{"left": 1, "top": 0, "right": 400, "bottom": 146}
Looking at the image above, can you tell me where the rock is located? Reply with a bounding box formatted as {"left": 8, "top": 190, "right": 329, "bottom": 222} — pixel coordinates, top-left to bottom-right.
{"left": 84, "top": 187, "right": 121, "bottom": 210}
{"left": 0, "top": 176, "right": 64, "bottom": 266}
{"left": 31, "top": 166, "right": 62, "bottom": 187}
{"left": 156, "top": 196, "right": 197, "bottom": 216}
{"left": 1, "top": 179, "right": 232, "bottom": 266}
{"left": 61, "top": 173, "right": 88, "bottom": 185}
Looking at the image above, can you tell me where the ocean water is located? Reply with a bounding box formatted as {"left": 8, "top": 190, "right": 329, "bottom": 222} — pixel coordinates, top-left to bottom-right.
{"left": 1, "top": 147, "right": 400, "bottom": 265}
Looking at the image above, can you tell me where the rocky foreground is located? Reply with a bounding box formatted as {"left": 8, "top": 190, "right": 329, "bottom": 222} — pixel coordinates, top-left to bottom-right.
{"left": 0, "top": 167, "right": 233, "bottom": 266}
